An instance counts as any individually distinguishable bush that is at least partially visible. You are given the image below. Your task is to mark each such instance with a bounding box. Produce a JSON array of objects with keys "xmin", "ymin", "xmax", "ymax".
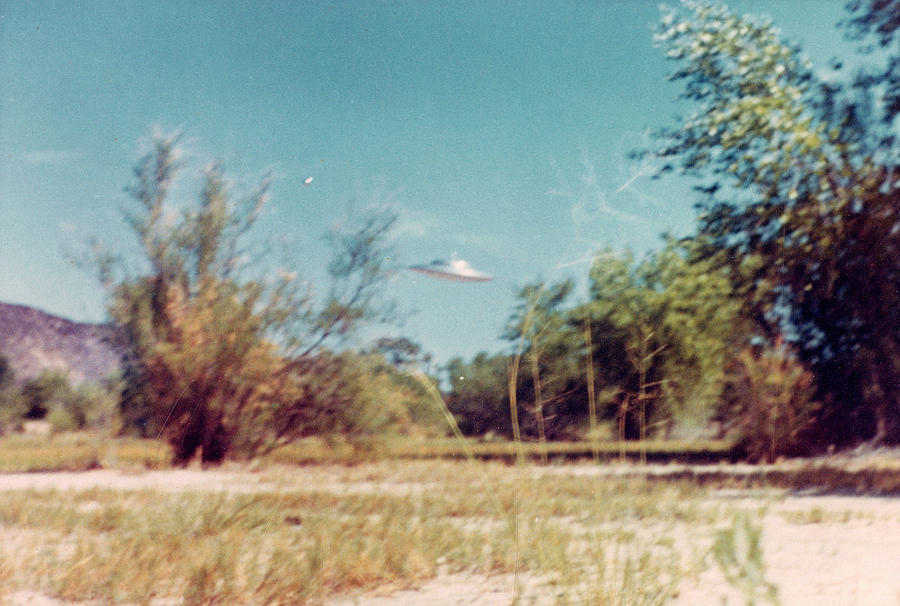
[
  {"xmin": 46, "ymin": 406, "xmax": 79, "ymax": 433},
  {"xmin": 723, "ymin": 339, "xmax": 820, "ymax": 462},
  {"xmin": 20, "ymin": 370, "xmax": 71, "ymax": 419},
  {"xmin": 3, "ymin": 369, "xmax": 121, "ymax": 435},
  {"xmin": 0, "ymin": 390, "xmax": 26, "ymax": 434},
  {"xmin": 105, "ymin": 133, "xmax": 398, "ymax": 465}
]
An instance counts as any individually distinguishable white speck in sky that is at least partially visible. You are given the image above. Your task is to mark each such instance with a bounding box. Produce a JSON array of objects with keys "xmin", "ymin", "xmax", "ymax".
[{"xmin": 0, "ymin": 0, "xmax": 856, "ymax": 363}]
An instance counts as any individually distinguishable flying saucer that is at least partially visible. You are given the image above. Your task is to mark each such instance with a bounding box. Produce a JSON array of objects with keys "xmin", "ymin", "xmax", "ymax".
[{"xmin": 409, "ymin": 258, "xmax": 494, "ymax": 282}]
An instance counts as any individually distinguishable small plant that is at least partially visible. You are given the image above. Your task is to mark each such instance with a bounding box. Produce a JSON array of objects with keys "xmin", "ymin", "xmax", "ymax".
[{"xmin": 712, "ymin": 512, "xmax": 780, "ymax": 606}]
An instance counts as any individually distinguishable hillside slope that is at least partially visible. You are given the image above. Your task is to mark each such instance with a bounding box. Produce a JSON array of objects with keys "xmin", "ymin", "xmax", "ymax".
[{"xmin": 0, "ymin": 302, "xmax": 123, "ymax": 386}]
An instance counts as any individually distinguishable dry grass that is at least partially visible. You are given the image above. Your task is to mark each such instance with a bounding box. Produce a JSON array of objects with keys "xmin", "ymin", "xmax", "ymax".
[
  {"xmin": 0, "ymin": 433, "xmax": 170, "ymax": 473},
  {"xmin": 0, "ymin": 461, "xmax": 743, "ymax": 605},
  {"xmin": 0, "ymin": 432, "xmax": 736, "ymax": 472},
  {"xmin": 1, "ymin": 460, "xmax": 899, "ymax": 605},
  {"xmin": 1, "ymin": 434, "xmax": 898, "ymax": 604}
]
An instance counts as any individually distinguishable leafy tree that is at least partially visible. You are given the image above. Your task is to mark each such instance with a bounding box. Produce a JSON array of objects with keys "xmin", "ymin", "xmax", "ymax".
[
  {"xmin": 367, "ymin": 336, "xmax": 429, "ymax": 368},
  {"xmin": 100, "ymin": 132, "xmax": 398, "ymax": 464},
  {"xmin": 844, "ymin": 0, "xmax": 900, "ymax": 135},
  {"xmin": 648, "ymin": 1, "xmax": 900, "ymax": 445},
  {"xmin": 503, "ymin": 279, "xmax": 583, "ymax": 446},
  {"xmin": 648, "ymin": 240, "xmax": 744, "ymax": 433},
  {"xmin": 445, "ymin": 352, "xmax": 514, "ymax": 437},
  {"xmin": 589, "ymin": 250, "xmax": 665, "ymax": 446},
  {"xmin": 587, "ymin": 241, "xmax": 740, "ymax": 442},
  {"xmin": 443, "ymin": 243, "xmax": 739, "ymax": 444}
]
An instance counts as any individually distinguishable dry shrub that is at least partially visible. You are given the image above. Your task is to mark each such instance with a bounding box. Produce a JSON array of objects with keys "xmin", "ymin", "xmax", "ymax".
[{"xmin": 723, "ymin": 339, "xmax": 820, "ymax": 462}]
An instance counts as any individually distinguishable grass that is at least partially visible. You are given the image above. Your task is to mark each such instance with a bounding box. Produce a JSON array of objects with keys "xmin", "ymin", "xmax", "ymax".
[
  {"xmin": 0, "ymin": 432, "xmax": 170, "ymax": 472},
  {"xmin": 2, "ymin": 448, "xmax": 897, "ymax": 603},
  {"xmin": 0, "ymin": 429, "xmax": 896, "ymax": 603},
  {"xmin": 0, "ymin": 430, "xmax": 738, "ymax": 471},
  {"xmin": 4, "ymin": 432, "xmax": 899, "ymax": 495},
  {"xmin": 0, "ymin": 461, "xmax": 732, "ymax": 605}
]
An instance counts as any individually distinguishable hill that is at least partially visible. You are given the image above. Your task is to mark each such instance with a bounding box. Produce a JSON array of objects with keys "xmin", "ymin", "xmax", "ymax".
[{"xmin": 0, "ymin": 302, "xmax": 123, "ymax": 386}]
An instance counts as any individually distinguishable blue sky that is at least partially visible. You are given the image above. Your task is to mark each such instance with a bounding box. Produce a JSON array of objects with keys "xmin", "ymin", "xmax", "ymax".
[{"xmin": 0, "ymin": 1, "xmax": 856, "ymax": 365}]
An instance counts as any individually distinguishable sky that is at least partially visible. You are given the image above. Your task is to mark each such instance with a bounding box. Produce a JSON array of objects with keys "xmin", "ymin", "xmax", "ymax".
[{"xmin": 0, "ymin": 1, "xmax": 859, "ymax": 367}]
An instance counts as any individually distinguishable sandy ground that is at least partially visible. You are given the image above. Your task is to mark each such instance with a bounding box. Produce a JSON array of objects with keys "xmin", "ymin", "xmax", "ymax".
[
  {"xmin": 674, "ymin": 496, "xmax": 900, "ymax": 605},
  {"xmin": 2, "ymin": 466, "xmax": 899, "ymax": 606},
  {"xmin": 326, "ymin": 494, "xmax": 900, "ymax": 606}
]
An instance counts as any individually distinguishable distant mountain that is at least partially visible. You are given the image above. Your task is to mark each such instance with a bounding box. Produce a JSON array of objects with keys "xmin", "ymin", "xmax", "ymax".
[{"xmin": 0, "ymin": 302, "xmax": 124, "ymax": 386}]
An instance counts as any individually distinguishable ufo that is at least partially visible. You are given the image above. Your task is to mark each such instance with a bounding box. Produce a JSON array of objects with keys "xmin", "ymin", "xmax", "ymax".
[{"xmin": 409, "ymin": 258, "xmax": 494, "ymax": 282}]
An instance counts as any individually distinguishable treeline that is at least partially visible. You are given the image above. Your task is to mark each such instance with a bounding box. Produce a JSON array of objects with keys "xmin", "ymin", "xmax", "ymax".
[
  {"xmin": 446, "ymin": 0, "xmax": 900, "ymax": 460},
  {"xmin": 444, "ymin": 241, "xmax": 818, "ymax": 462}
]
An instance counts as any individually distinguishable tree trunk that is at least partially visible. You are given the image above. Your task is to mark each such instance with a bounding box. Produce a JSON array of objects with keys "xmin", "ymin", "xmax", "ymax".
[
  {"xmin": 866, "ymin": 338, "xmax": 900, "ymax": 446},
  {"xmin": 171, "ymin": 405, "xmax": 204, "ymax": 466},
  {"xmin": 200, "ymin": 408, "xmax": 230, "ymax": 465}
]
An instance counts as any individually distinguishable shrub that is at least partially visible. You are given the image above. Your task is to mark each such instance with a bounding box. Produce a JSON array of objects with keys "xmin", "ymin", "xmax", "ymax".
[
  {"xmin": 102, "ymin": 133, "xmax": 397, "ymax": 465},
  {"xmin": 2, "ymin": 368, "xmax": 121, "ymax": 434},
  {"xmin": 46, "ymin": 406, "xmax": 79, "ymax": 433},
  {"xmin": 20, "ymin": 370, "xmax": 71, "ymax": 419},
  {"xmin": 723, "ymin": 339, "xmax": 820, "ymax": 462}
]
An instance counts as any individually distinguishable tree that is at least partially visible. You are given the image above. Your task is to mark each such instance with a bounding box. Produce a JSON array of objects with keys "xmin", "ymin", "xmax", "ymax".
[
  {"xmin": 648, "ymin": 1, "xmax": 900, "ymax": 445},
  {"xmin": 20, "ymin": 371, "xmax": 71, "ymax": 420},
  {"xmin": 503, "ymin": 279, "xmax": 588, "ymax": 447},
  {"xmin": 587, "ymin": 251, "xmax": 661, "ymax": 446},
  {"xmin": 587, "ymin": 241, "xmax": 740, "ymax": 445},
  {"xmin": 445, "ymin": 352, "xmax": 514, "ymax": 437},
  {"xmin": 367, "ymin": 336, "xmax": 427, "ymax": 368},
  {"xmin": 844, "ymin": 0, "xmax": 900, "ymax": 136},
  {"xmin": 101, "ymin": 132, "xmax": 398, "ymax": 464}
]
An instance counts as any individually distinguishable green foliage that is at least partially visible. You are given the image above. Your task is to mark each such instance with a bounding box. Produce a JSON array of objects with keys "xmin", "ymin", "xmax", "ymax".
[
  {"xmin": 101, "ymin": 132, "xmax": 400, "ymax": 464},
  {"xmin": 446, "ymin": 352, "xmax": 514, "ymax": 437},
  {"xmin": 442, "ymin": 1, "xmax": 900, "ymax": 452},
  {"xmin": 5, "ymin": 370, "xmax": 121, "ymax": 434},
  {"xmin": 649, "ymin": 0, "xmax": 900, "ymax": 446},
  {"xmin": 588, "ymin": 241, "xmax": 741, "ymax": 440},
  {"xmin": 713, "ymin": 512, "xmax": 780, "ymax": 605},
  {"xmin": 45, "ymin": 407, "xmax": 78, "ymax": 433},
  {"xmin": 504, "ymin": 279, "xmax": 582, "ymax": 445},
  {"xmin": 0, "ymin": 356, "xmax": 24, "ymax": 433},
  {"xmin": 844, "ymin": 0, "xmax": 900, "ymax": 130},
  {"xmin": 443, "ymin": 241, "xmax": 741, "ymax": 445},
  {"xmin": 20, "ymin": 370, "xmax": 70, "ymax": 419},
  {"xmin": 294, "ymin": 352, "xmax": 443, "ymax": 440}
]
